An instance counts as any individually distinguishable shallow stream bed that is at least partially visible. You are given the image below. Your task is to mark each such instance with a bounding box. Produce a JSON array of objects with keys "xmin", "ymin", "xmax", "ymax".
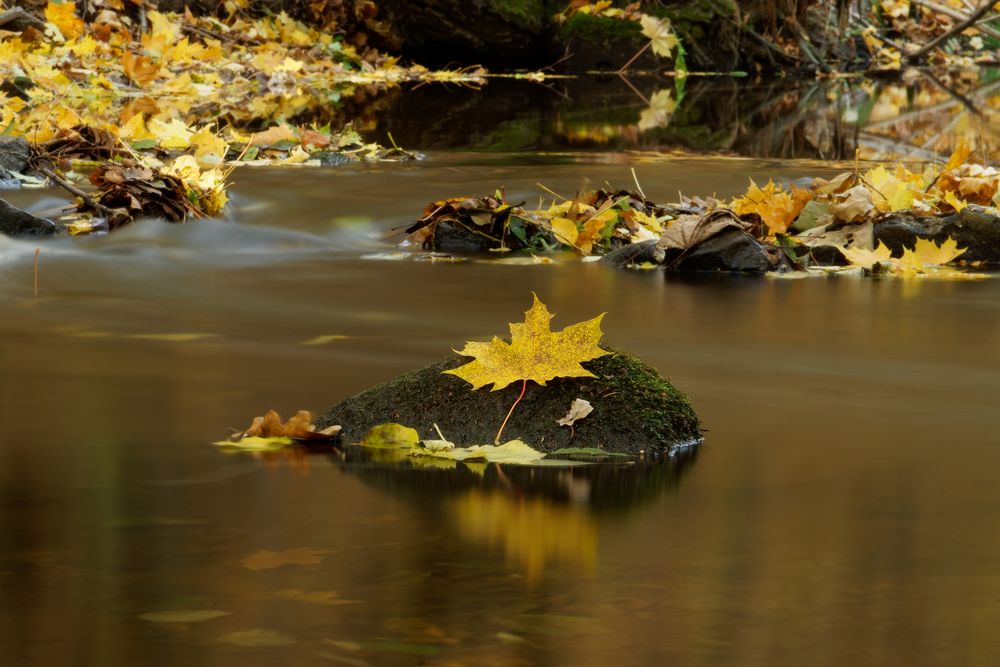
[{"xmin": 2, "ymin": 105, "xmax": 1000, "ymax": 663}]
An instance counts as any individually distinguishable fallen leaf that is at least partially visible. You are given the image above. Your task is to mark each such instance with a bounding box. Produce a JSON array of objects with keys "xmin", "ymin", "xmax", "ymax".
[
  {"xmin": 640, "ymin": 14, "xmax": 678, "ymax": 58},
  {"xmin": 841, "ymin": 241, "xmax": 894, "ymax": 269},
  {"xmin": 46, "ymin": 1, "xmax": 84, "ymax": 40},
  {"xmin": 139, "ymin": 610, "xmax": 230, "ymax": 623},
  {"xmin": 241, "ymin": 548, "xmax": 326, "ymax": 570},
  {"xmin": 219, "ymin": 629, "xmax": 296, "ymax": 647},
  {"xmin": 360, "ymin": 423, "xmax": 420, "ymax": 448},
  {"xmin": 273, "ymin": 589, "xmax": 358, "ymax": 606},
  {"xmin": 731, "ymin": 179, "xmax": 811, "ymax": 235},
  {"xmin": 828, "ymin": 185, "xmax": 874, "ymax": 223},
  {"xmin": 444, "ymin": 294, "xmax": 608, "ymax": 391},
  {"xmin": 556, "ymin": 398, "xmax": 593, "ymax": 426}
]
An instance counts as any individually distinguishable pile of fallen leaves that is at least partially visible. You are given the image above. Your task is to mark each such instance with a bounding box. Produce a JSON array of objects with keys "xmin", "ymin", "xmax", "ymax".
[
  {"xmin": 405, "ymin": 142, "xmax": 999, "ymax": 278},
  {"xmin": 0, "ymin": 2, "xmax": 481, "ymax": 227}
]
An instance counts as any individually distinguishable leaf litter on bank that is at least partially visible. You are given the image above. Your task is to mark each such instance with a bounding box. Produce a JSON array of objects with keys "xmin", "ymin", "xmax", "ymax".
[{"xmin": 404, "ymin": 143, "xmax": 999, "ymax": 280}]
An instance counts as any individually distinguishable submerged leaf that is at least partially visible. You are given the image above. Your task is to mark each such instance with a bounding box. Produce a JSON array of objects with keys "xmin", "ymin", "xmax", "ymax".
[{"xmin": 139, "ymin": 610, "xmax": 230, "ymax": 623}]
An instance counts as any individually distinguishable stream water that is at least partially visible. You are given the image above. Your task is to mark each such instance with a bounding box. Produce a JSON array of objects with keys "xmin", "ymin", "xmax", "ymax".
[{"xmin": 2, "ymin": 80, "xmax": 1000, "ymax": 665}]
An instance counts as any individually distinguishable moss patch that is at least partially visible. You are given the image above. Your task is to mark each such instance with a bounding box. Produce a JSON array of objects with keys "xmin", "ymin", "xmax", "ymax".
[{"xmin": 317, "ymin": 347, "xmax": 701, "ymax": 457}]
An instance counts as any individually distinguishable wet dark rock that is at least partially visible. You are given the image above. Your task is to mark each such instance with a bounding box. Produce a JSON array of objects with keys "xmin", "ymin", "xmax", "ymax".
[
  {"xmin": 668, "ymin": 228, "xmax": 781, "ymax": 273},
  {"xmin": 874, "ymin": 207, "xmax": 1000, "ymax": 264},
  {"xmin": 602, "ymin": 239, "xmax": 664, "ymax": 267},
  {"xmin": 0, "ymin": 198, "xmax": 55, "ymax": 237},
  {"xmin": 0, "ymin": 136, "xmax": 30, "ymax": 176},
  {"xmin": 317, "ymin": 349, "xmax": 701, "ymax": 457}
]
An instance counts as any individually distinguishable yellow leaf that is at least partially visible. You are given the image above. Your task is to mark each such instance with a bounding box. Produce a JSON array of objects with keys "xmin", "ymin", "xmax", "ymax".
[
  {"xmin": 863, "ymin": 164, "xmax": 926, "ymax": 212},
  {"xmin": 731, "ymin": 179, "xmax": 811, "ymax": 235},
  {"xmin": 910, "ymin": 237, "xmax": 967, "ymax": 266},
  {"xmin": 444, "ymin": 294, "xmax": 608, "ymax": 391},
  {"xmin": 46, "ymin": 2, "xmax": 84, "ymax": 40},
  {"xmin": 942, "ymin": 139, "xmax": 973, "ymax": 173},
  {"xmin": 550, "ymin": 217, "xmax": 578, "ymax": 246},
  {"xmin": 190, "ymin": 126, "xmax": 229, "ymax": 162},
  {"xmin": 841, "ymin": 241, "xmax": 894, "ymax": 269},
  {"xmin": 943, "ymin": 189, "xmax": 967, "ymax": 213},
  {"xmin": 122, "ymin": 51, "xmax": 160, "ymax": 87},
  {"xmin": 640, "ymin": 14, "xmax": 678, "ymax": 58},
  {"xmin": 118, "ymin": 112, "xmax": 156, "ymax": 142},
  {"xmin": 149, "ymin": 117, "xmax": 193, "ymax": 149}
]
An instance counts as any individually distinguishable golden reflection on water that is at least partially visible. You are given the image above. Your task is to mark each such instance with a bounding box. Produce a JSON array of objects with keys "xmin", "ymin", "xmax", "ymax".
[{"xmin": 448, "ymin": 489, "xmax": 597, "ymax": 582}]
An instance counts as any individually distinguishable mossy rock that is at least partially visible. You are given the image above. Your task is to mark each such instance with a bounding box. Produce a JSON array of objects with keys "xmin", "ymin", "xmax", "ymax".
[
  {"xmin": 558, "ymin": 13, "xmax": 655, "ymax": 72},
  {"xmin": 316, "ymin": 348, "xmax": 701, "ymax": 457}
]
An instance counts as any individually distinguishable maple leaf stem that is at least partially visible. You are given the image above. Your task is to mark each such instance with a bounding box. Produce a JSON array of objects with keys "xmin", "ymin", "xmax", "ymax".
[{"xmin": 495, "ymin": 379, "xmax": 528, "ymax": 445}]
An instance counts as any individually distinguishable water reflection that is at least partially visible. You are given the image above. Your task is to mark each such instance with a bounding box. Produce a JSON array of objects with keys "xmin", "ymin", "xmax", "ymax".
[
  {"xmin": 338, "ymin": 446, "xmax": 698, "ymax": 580},
  {"xmin": 369, "ymin": 73, "xmax": 999, "ymax": 161}
]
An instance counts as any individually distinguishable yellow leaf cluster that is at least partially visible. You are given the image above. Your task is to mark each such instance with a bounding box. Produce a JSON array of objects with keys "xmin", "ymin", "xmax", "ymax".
[
  {"xmin": 45, "ymin": 2, "xmax": 84, "ymax": 40},
  {"xmin": 731, "ymin": 179, "xmax": 812, "ymax": 235},
  {"xmin": 445, "ymin": 294, "xmax": 609, "ymax": 391}
]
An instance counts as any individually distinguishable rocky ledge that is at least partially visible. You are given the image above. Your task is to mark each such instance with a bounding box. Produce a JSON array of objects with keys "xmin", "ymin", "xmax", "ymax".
[{"xmin": 316, "ymin": 349, "xmax": 701, "ymax": 458}]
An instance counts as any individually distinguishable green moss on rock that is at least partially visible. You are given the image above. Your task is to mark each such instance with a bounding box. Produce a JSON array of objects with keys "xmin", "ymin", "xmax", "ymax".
[{"xmin": 317, "ymin": 348, "xmax": 701, "ymax": 457}]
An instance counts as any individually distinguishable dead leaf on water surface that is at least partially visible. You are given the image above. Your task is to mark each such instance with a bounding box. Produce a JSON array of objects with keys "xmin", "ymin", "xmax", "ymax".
[
  {"xmin": 222, "ymin": 410, "xmax": 341, "ymax": 448},
  {"xmin": 302, "ymin": 335, "xmax": 351, "ymax": 346},
  {"xmin": 219, "ymin": 628, "xmax": 296, "ymax": 647},
  {"xmin": 241, "ymin": 547, "xmax": 328, "ymax": 571},
  {"xmin": 139, "ymin": 609, "xmax": 230, "ymax": 623},
  {"xmin": 273, "ymin": 589, "xmax": 359, "ymax": 606}
]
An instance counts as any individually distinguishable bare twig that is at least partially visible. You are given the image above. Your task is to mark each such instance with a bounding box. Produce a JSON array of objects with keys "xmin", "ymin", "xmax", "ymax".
[
  {"xmin": 913, "ymin": 0, "xmax": 1000, "ymax": 41},
  {"xmin": 36, "ymin": 165, "xmax": 118, "ymax": 220},
  {"xmin": 33, "ymin": 248, "xmax": 39, "ymax": 298},
  {"xmin": 908, "ymin": 0, "xmax": 998, "ymax": 60},
  {"xmin": 0, "ymin": 8, "xmax": 47, "ymax": 31}
]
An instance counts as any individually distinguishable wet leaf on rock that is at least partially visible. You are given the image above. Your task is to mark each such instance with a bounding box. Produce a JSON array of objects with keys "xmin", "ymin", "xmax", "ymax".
[
  {"xmin": 360, "ymin": 423, "xmax": 420, "ymax": 449},
  {"xmin": 444, "ymin": 294, "xmax": 608, "ymax": 392}
]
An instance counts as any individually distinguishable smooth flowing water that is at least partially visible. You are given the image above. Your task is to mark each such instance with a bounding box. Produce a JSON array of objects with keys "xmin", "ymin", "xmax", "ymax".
[{"xmin": 2, "ymin": 81, "xmax": 1000, "ymax": 665}]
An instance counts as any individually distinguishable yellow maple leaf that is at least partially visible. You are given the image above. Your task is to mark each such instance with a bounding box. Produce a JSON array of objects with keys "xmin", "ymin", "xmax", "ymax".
[
  {"xmin": 909, "ymin": 237, "xmax": 967, "ymax": 266},
  {"xmin": 122, "ymin": 51, "xmax": 160, "ymax": 88},
  {"xmin": 149, "ymin": 117, "xmax": 193, "ymax": 149},
  {"xmin": 640, "ymin": 15, "xmax": 678, "ymax": 58},
  {"xmin": 863, "ymin": 164, "xmax": 926, "ymax": 212},
  {"xmin": 731, "ymin": 179, "xmax": 812, "ymax": 235},
  {"xmin": 444, "ymin": 294, "xmax": 608, "ymax": 392},
  {"xmin": 46, "ymin": 1, "xmax": 84, "ymax": 40},
  {"xmin": 841, "ymin": 241, "xmax": 894, "ymax": 269}
]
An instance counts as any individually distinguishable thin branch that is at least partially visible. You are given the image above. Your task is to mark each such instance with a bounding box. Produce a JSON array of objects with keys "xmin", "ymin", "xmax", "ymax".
[
  {"xmin": 36, "ymin": 166, "xmax": 118, "ymax": 220},
  {"xmin": 0, "ymin": 8, "xmax": 47, "ymax": 31},
  {"xmin": 913, "ymin": 0, "xmax": 1000, "ymax": 41},
  {"xmin": 908, "ymin": 0, "xmax": 998, "ymax": 60}
]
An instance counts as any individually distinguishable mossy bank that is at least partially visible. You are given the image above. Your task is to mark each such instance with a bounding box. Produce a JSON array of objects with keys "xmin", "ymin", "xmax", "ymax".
[{"xmin": 316, "ymin": 348, "xmax": 701, "ymax": 457}]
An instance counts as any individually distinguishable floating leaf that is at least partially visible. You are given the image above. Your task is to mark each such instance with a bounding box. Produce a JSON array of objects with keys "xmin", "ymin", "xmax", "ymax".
[
  {"xmin": 139, "ymin": 610, "xmax": 230, "ymax": 623},
  {"xmin": 273, "ymin": 589, "xmax": 358, "ymax": 606},
  {"xmin": 241, "ymin": 548, "xmax": 327, "ymax": 570},
  {"xmin": 444, "ymin": 294, "xmax": 608, "ymax": 392},
  {"xmin": 411, "ymin": 439, "xmax": 545, "ymax": 464},
  {"xmin": 219, "ymin": 629, "xmax": 296, "ymax": 647}
]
